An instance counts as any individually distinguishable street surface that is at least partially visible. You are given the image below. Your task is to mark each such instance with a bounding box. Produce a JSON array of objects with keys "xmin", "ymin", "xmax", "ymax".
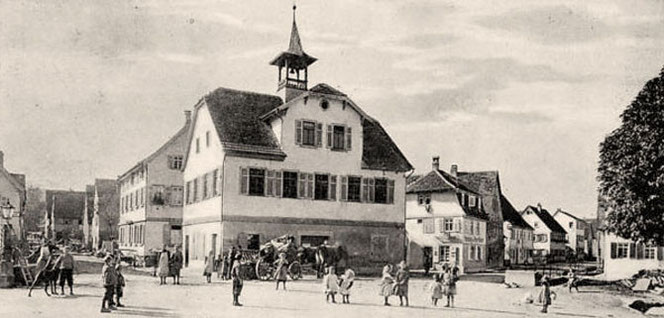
[{"xmin": 0, "ymin": 267, "xmax": 658, "ymax": 318}]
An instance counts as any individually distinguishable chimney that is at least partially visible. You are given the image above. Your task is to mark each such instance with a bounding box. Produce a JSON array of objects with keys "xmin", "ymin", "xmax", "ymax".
[
  {"xmin": 537, "ymin": 203, "xmax": 542, "ymax": 212},
  {"xmin": 0, "ymin": 151, "xmax": 3, "ymax": 168},
  {"xmin": 450, "ymin": 164, "xmax": 458, "ymax": 177},
  {"xmin": 432, "ymin": 156, "xmax": 440, "ymax": 171},
  {"xmin": 184, "ymin": 110, "xmax": 192, "ymax": 123}
]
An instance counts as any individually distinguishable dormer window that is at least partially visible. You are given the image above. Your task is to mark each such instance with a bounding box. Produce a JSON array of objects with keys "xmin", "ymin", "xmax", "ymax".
[
  {"xmin": 418, "ymin": 193, "xmax": 431, "ymax": 205},
  {"xmin": 469, "ymin": 196, "xmax": 477, "ymax": 207}
]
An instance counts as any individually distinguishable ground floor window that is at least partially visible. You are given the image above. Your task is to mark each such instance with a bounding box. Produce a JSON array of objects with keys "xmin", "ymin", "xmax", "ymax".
[
  {"xmin": 300, "ymin": 235, "xmax": 329, "ymax": 248},
  {"xmin": 645, "ymin": 246, "xmax": 657, "ymax": 259},
  {"xmin": 611, "ymin": 242, "xmax": 629, "ymax": 259},
  {"xmin": 439, "ymin": 245, "xmax": 450, "ymax": 262}
]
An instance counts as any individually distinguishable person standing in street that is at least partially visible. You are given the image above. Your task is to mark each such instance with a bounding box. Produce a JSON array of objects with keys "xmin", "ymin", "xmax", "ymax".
[
  {"xmin": 539, "ymin": 275, "xmax": 554, "ymax": 313},
  {"xmin": 56, "ymin": 246, "xmax": 75, "ymax": 295},
  {"xmin": 170, "ymin": 245, "xmax": 183, "ymax": 285},
  {"xmin": 567, "ymin": 268, "xmax": 579, "ymax": 292},
  {"xmin": 115, "ymin": 264, "xmax": 126, "ymax": 307},
  {"xmin": 157, "ymin": 246, "xmax": 170, "ymax": 285},
  {"xmin": 203, "ymin": 250, "xmax": 214, "ymax": 283},
  {"xmin": 394, "ymin": 261, "xmax": 410, "ymax": 307},
  {"xmin": 442, "ymin": 266, "xmax": 456, "ymax": 308},
  {"xmin": 274, "ymin": 252, "xmax": 288, "ymax": 290},
  {"xmin": 101, "ymin": 255, "xmax": 117, "ymax": 313},
  {"xmin": 231, "ymin": 254, "xmax": 243, "ymax": 306},
  {"xmin": 379, "ymin": 264, "xmax": 394, "ymax": 306}
]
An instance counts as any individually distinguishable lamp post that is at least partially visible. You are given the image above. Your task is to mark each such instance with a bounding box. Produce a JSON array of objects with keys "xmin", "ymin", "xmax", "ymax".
[{"xmin": 0, "ymin": 202, "xmax": 15, "ymax": 288}]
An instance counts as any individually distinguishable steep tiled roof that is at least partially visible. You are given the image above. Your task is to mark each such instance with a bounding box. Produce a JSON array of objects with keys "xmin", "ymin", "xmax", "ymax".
[
  {"xmin": 406, "ymin": 170, "xmax": 487, "ymax": 220},
  {"xmin": 457, "ymin": 171, "xmax": 503, "ymax": 223},
  {"xmin": 45, "ymin": 190, "xmax": 86, "ymax": 220},
  {"xmin": 310, "ymin": 83, "xmax": 346, "ymax": 96},
  {"xmin": 406, "ymin": 174, "xmax": 422, "ymax": 186},
  {"xmin": 361, "ymin": 120, "xmax": 412, "ymax": 172},
  {"xmin": 553, "ymin": 209, "xmax": 587, "ymax": 223},
  {"xmin": 523, "ymin": 205, "xmax": 567, "ymax": 234},
  {"xmin": 501, "ymin": 195, "xmax": 532, "ymax": 230}
]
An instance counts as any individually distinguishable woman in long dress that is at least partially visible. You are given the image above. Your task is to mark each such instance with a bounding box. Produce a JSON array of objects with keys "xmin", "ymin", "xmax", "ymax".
[
  {"xmin": 170, "ymin": 246, "xmax": 183, "ymax": 285},
  {"xmin": 379, "ymin": 264, "xmax": 394, "ymax": 306},
  {"xmin": 203, "ymin": 251, "xmax": 214, "ymax": 283},
  {"xmin": 157, "ymin": 247, "xmax": 170, "ymax": 285}
]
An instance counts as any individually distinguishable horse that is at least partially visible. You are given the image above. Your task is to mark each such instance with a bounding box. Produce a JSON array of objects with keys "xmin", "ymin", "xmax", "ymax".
[{"xmin": 315, "ymin": 245, "xmax": 348, "ymax": 278}]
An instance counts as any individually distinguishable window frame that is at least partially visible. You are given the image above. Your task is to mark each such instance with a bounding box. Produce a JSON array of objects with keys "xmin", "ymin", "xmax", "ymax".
[
  {"xmin": 248, "ymin": 168, "xmax": 267, "ymax": 196},
  {"xmin": 282, "ymin": 170, "xmax": 299, "ymax": 199},
  {"xmin": 314, "ymin": 173, "xmax": 330, "ymax": 201},
  {"xmin": 301, "ymin": 120, "xmax": 317, "ymax": 147},
  {"xmin": 346, "ymin": 175, "xmax": 362, "ymax": 203}
]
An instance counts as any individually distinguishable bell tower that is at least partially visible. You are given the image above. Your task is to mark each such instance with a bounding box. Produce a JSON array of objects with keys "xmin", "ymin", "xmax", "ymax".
[{"xmin": 270, "ymin": 5, "xmax": 317, "ymax": 102}]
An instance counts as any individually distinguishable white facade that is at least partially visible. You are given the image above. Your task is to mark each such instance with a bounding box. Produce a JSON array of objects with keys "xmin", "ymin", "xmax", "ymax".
[
  {"xmin": 553, "ymin": 210, "xmax": 587, "ymax": 255},
  {"xmin": 0, "ymin": 153, "xmax": 25, "ymax": 243},
  {"xmin": 521, "ymin": 207, "xmax": 567, "ymax": 262},
  {"xmin": 601, "ymin": 232, "xmax": 664, "ymax": 279},
  {"xmin": 503, "ymin": 222, "xmax": 534, "ymax": 265},
  {"xmin": 182, "ymin": 91, "xmax": 409, "ymax": 269},
  {"xmin": 405, "ymin": 191, "xmax": 487, "ymax": 274}
]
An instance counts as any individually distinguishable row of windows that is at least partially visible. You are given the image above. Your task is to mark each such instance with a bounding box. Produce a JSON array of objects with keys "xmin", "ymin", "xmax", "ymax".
[
  {"xmin": 510, "ymin": 228, "xmax": 533, "ymax": 241},
  {"xmin": 417, "ymin": 192, "xmax": 483, "ymax": 210},
  {"xmin": 121, "ymin": 185, "xmax": 184, "ymax": 213},
  {"xmin": 119, "ymin": 224, "xmax": 144, "ymax": 245},
  {"xmin": 239, "ymin": 167, "xmax": 395, "ymax": 204},
  {"xmin": 120, "ymin": 169, "xmax": 145, "ymax": 190},
  {"xmin": 468, "ymin": 245, "xmax": 483, "ymax": 261},
  {"xmin": 195, "ymin": 131, "xmax": 212, "ymax": 154},
  {"xmin": 185, "ymin": 169, "xmax": 221, "ymax": 205},
  {"xmin": 419, "ymin": 217, "xmax": 484, "ymax": 236},
  {"xmin": 610, "ymin": 242, "xmax": 660, "ymax": 260},
  {"xmin": 295, "ymin": 119, "xmax": 352, "ymax": 151}
]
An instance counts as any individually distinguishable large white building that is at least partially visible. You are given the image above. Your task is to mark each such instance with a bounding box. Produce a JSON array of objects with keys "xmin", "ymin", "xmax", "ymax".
[
  {"xmin": 521, "ymin": 204, "xmax": 567, "ymax": 263},
  {"xmin": 552, "ymin": 209, "xmax": 588, "ymax": 257},
  {"xmin": 117, "ymin": 111, "xmax": 190, "ymax": 256},
  {"xmin": 181, "ymin": 8, "xmax": 412, "ymax": 271}
]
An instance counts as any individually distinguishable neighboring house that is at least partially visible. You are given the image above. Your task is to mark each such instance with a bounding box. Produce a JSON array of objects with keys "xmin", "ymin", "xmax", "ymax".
[
  {"xmin": 583, "ymin": 218, "xmax": 599, "ymax": 261},
  {"xmin": 0, "ymin": 151, "xmax": 27, "ymax": 243},
  {"xmin": 501, "ymin": 195, "xmax": 534, "ymax": 265},
  {"xmin": 90, "ymin": 179, "xmax": 119, "ymax": 250},
  {"xmin": 44, "ymin": 190, "xmax": 86, "ymax": 242},
  {"xmin": 117, "ymin": 111, "xmax": 190, "ymax": 256},
  {"xmin": 457, "ymin": 168, "xmax": 506, "ymax": 269},
  {"xmin": 182, "ymin": 9, "xmax": 412, "ymax": 271},
  {"xmin": 406, "ymin": 157, "xmax": 488, "ymax": 274},
  {"xmin": 553, "ymin": 209, "xmax": 588, "ymax": 257},
  {"xmin": 521, "ymin": 204, "xmax": 567, "ymax": 262}
]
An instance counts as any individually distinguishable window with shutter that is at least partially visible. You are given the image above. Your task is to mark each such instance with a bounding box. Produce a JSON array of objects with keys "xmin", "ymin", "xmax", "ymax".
[
  {"xmin": 275, "ymin": 171, "xmax": 282, "ymax": 197},
  {"xmin": 295, "ymin": 120, "xmax": 302, "ymax": 145},
  {"xmin": 298, "ymin": 173, "xmax": 307, "ymax": 198},
  {"xmin": 346, "ymin": 127, "xmax": 352, "ymax": 150},
  {"xmin": 306, "ymin": 173, "xmax": 314, "ymax": 199},
  {"xmin": 316, "ymin": 122, "xmax": 323, "ymax": 147},
  {"xmin": 248, "ymin": 168, "xmax": 266, "ymax": 196},
  {"xmin": 302, "ymin": 121, "xmax": 316, "ymax": 146},
  {"xmin": 266, "ymin": 170, "xmax": 275, "ymax": 196},
  {"xmin": 340, "ymin": 176, "xmax": 348, "ymax": 201},
  {"xmin": 387, "ymin": 179, "xmax": 395, "ymax": 204},
  {"xmin": 361, "ymin": 178, "xmax": 368, "ymax": 202},
  {"xmin": 329, "ymin": 175, "xmax": 337, "ymax": 201},
  {"xmin": 326, "ymin": 125, "xmax": 332, "ymax": 148},
  {"xmin": 314, "ymin": 174, "xmax": 329, "ymax": 200},
  {"xmin": 283, "ymin": 171, "xmax": 298, "ymax": 198},
  {"xmin": 240, "ymin": 168, "xmax": 248, "ymax": 195}
]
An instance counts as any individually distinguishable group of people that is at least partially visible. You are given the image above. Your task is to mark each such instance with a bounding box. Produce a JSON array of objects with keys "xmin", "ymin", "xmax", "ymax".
[
  {"xmin": 156, "ymin": 245, "xmax": 184, "ymax": 285},
  {"xmin": 322, "ymin": 266, "xmax": 355, "ymax": 304},
  {"xmin": 101, "ymin": 253, "xmax": 126, "ymax": 313},
  {"xmin": 429, "ymin": 264, "xmax": 459, "ymax": 307},
  {"xmin": 28, "ymin": 241, "xmax": 76, "ymax": 297},
  {"xmin": 379, "ymin": 261, "xmax": 411, "ymax": 306}
]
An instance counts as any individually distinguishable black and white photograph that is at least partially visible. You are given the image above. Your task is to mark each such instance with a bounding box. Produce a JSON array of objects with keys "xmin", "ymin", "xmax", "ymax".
[{"xmin": 1, "ymin": 0, "xmax": 664, "ymax": 317}]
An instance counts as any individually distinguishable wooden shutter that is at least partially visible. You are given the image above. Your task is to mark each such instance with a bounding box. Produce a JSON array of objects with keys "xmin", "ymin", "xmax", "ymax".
[
  {"xmin": 307, "ymin": 174, "xmax": 314, "ymax": 199},
  {"xmin": 340, "ymin": 176, "xmax": 347, "ymax": 201},
  {"xmin": 275, "ymin": 171, "xmax": 282, "ymax": 197},
  {"xmin": 387, "ymin": 179, "xmax": 395, "ymax": 204},
  {"xmin": 368, "ymin": 178, "xmax": 375, "ymax": 203},
  {"xmin": 329, "ymin": 175, "xmax": 337, "ymax": 201},
  {"xmin": 316, "ymin": 122, "xmax": 323, "ymax": 147},
  {"xmin": 658, "ymin": 247, "xmax": 664, "ymax": 261},
  {"xmin": 295, "ymin": 120, "xmax": 302, "ymax": 145},
  {"xmin": 298, "ymin": 173, "xmax": 307, "ymax": 198},
  {"xmin": 638, "ymin": 243, "xmax": 645, "ymax": 259},
  {"xmin": 361, "ymin": 178, "xmax": 368, "ymax": 202},
  {"xmin": 326, "ymin": 125, "xmax": 332, "ymax": 148},
  {"xmin": 345, "ymin": 127, "xmax": 352, "ymax": 150},
  {"xmin": 610, "ymin": 242, "xmax": 617, "ymax": 259},
  {"xmin": 453, "ymin": 218, "xmax": 461, "ymax": 232},
  {"xmin": 629, "ymin": 243, "xmax": 636, "ymax": 259},
  {"xmin": 266, "ymin": 170, "xmax": 274, "ymax": 196},
  {"xmin": 240, "ymin": 168, "xmax": 249, "ymax": 195}
]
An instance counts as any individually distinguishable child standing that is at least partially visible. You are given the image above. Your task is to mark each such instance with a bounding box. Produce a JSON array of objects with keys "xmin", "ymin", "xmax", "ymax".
[
  {"xmin": 567, "ymin": 268, "xmax": 579, "ymax": 292},
  {"xmin": 231, "ymin": 254, "xmax": 243, "ymax": 306},
  {"xmin": 394, "ymin": 261, "xmax": 410, "ymax": 307},
  {"xmin": 539, "ymin": 276, "xmax": 553, "ymax": 313},
  {"xmin": 379, "ymin": 264, "xmax": 394, "ymax": 306},
  {"xmin": 323, "ymin": 266, "xmax": 339, "ymax": 303},
  {"xmin": 101, "ymin": 256, "xmax": 117, "ymax": 313},
  {"xmin": 430, "ymin": 273, "xmax": 443, "ymax": 306},
  {"xmin": 115, "ymin": 264, "xmax": 126, "ymax": 307},
  {"xmin": 338, "ymin": 268, "xmax": 355, "ymax": 304},
  {"xmin": 442, "ymin": 267, "xmax": 456, "ymax": 307},
  {"xmin": 274, "ymin": 253, "xmax": 288, "ymax": 290},
  {"xmin": 56, "ymin": 246, "xmax": 76, "ymax": 296}
]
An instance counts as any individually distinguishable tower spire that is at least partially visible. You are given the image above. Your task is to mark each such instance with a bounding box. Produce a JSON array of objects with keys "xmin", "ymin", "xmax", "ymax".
[{"xmin": 288, "ymin": 4, "xmax": 303, "ymax": 55}]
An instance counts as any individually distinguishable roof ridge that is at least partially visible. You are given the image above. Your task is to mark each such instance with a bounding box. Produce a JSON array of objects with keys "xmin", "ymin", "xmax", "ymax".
[{"xmin": 207, "ymin": 86, "xmax": 281, "ymax": 100}]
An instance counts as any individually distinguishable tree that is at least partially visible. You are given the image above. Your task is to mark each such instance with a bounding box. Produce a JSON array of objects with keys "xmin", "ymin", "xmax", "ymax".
[{"xmin": 598, "ymin": 67, "xmax": 664, "ymax": 245}]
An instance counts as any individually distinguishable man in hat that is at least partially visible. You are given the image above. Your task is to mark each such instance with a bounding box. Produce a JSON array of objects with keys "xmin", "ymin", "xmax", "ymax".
[
  {"xmin": 101, "ymin": 255, "xmax": 117, "ymax": 313},
  {"xmin": 231, "ymin": 253, "xmax": 243, "ymax": 306}
]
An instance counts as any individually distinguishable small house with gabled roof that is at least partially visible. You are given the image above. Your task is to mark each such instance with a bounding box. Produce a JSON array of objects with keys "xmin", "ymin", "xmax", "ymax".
[
  {"xmin": 553, "ymin": 209, "xmax": 588, "ymax": 258},
  {"xmin": 405, "ymin": 157, "xmax": 488, "ymax": 274},
  {"xmin": 521, "ymin": 204, "xmax": 567, "ymax": 262},
  {"xmin": 181, "ymin": 6, "xmax": 412, "ymax": 271},
  {"xmin": 501, "ymin": 195, "xmax": 534, "ymax": 265}
]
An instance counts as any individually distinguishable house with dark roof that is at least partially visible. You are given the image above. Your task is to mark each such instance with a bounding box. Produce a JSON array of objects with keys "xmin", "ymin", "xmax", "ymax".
[
  {"xmin": 521, "ymin": 204, "xmax": 568, "ymax": 262},
  {"xmin": 181, "ymin": 6, "xmax": 412, "ymax": 270},
  {"xmin": 553, "ymin": 209, "xmax": 588, "ymax": 257},
  {"xmin": 44, "ymin": 189, "xmax": 86, "ymax": 242},
  {"xmin": 117, "ymin": 111, "xmax": 190, "ymax": 256},
  {"xmin": 405, "ymin": 157, "xmax": 488, "ymax": 274},
  {"xmin": 0, "ymin": 151, "xmax": 27, "ymax": 243},
  {"xmin": 501, "ymin": 195, "xmax": 534, "ymax": 265}
]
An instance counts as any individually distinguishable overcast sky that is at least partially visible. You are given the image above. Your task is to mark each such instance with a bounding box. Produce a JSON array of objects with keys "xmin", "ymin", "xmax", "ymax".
[{"xmin": 1, "ymin": 0, "xmax": 663, "ymax": 218}]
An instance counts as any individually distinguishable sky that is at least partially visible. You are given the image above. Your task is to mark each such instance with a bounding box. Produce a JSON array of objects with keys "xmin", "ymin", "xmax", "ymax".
[{"xmin": 1, "ymin": 0, "xmax": 663, "ymax": 218}]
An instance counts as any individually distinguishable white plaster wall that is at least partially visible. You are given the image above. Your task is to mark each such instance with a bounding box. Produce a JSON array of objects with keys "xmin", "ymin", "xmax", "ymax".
[
  {"xmin": 406, "ymin": 192, "xmax": 467, "ymax": 219},
  {"xmin": 602, "ymin": 233, "xmax": 664, "ymax": 279},
  {"xmin": 0, "ymin": 175, "xmax": 22, "ymax": 236},
  {"xmin": 554, "ymin": 213, "xmax": 577, "ymax": 250},
  {"xmin": 119, "ymin": 171, "xmax": 147, "ymax": 224}
]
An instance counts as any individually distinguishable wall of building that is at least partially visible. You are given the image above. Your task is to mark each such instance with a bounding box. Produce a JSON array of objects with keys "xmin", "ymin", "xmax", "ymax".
[
  {"xmin": 0, "ymin": 174, "xmax": 23, "ymax": 238},
  {"xmin": 503, "ymin": 222, "xmax": 534, "ymax": 265},
  {"xmin": 601, "ymin": 232, "xmax": 664, "ymax": 279},
  {"xmin": 146, "ymin": 131, "xmax": 187, "ymax": 221}
]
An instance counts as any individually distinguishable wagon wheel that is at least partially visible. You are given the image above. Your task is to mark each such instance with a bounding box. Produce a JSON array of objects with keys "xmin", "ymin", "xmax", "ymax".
[
  {"xmin": 288, "ymin": 261, "xmax": 302, "ymax": 280},
  {"xmin": 255, "ymin": 259, "xmax": 274, "ymax": 281}
]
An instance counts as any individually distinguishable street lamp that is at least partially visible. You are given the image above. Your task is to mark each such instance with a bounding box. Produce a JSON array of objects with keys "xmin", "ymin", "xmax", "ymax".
[{"xmin": 0, "ymin": 203, "xmax": 14, "ymax": 220}]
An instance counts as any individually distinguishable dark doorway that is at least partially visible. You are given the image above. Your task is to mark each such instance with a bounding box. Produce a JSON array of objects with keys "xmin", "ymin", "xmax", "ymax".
[
  {"xmin": 423, "ymin": 247, "xmax": 433, "ymax": 274},
  {"xmin": 247, "ymin": 234, "xmax": 260, "ymax": 250},
  {"xmin": 184, "ymin": 235, "xmax": 190, "ymax": 267}
]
